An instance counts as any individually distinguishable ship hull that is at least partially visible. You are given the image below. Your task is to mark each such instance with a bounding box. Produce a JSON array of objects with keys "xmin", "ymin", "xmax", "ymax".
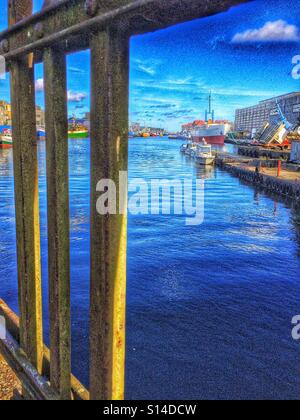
[
  {"xmin": 68, "ymin": 131, "xmax": 89, "ymax": 138},
  {"xmin": 195, "ymin": 156, "xmax": 215, "ymax": 166},
  {"xmin": 193, "ymin": 135, "xmax": 225, "ymax": 145},
  {"xmin": 0, "ymin": 136, "xmax": 13, "ymax": 148},
  {"xmin": 192, "ymin": 123, "xmax": 227, "ymax": 146},
  {"xmin": 0, "ymin": 142, "xmax": 12, "ymax": 149}
]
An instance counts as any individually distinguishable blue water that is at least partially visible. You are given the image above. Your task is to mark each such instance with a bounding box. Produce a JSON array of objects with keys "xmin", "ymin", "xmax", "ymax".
[{"xmin": 0, "ymin": 137, "xmax": 300, "ymax": 400}]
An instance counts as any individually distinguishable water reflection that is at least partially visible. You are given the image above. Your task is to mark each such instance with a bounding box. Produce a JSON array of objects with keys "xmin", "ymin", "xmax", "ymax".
[
  {"xmin": 0, "ymin": 137, "xmax": 300, "ymax": 399},
  {"xmin": 194, "ymin": 164, "xmax": 216, "ymax": 180},
  {"xmin": 0, "ymin": 149, "xmax": 12, "ymax": 176}
]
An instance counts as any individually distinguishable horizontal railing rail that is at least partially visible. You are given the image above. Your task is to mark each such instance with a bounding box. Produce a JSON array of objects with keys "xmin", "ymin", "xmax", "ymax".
[
  {"xmin": 0, "ymin": 299, "xmax": 89, "ymax": 400},
  {"xmin": 0, "ymin": 0, "xmax": 249, "ymax": 61}
]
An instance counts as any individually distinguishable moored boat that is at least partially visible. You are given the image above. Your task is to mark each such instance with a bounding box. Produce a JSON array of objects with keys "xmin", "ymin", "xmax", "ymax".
[
  {"xmin": 68, "ymin": 115, "xmax": 89, "ymax": 138},
  {"xmin": 194, "ymin": 139, "xmax": 215, "ymax": 166},
  {"xmin": 68, "ymin": 130, "xmax": 89, "ymax": 138},
  {"xmin": 180, "ymin": 144, "xmax": 188, "ymax": 153},
  {"xmin": 181, "ymin": 141, "xmax": 197, "ymax": 156},
  {"xmin": 191, "ymin": 92, "xmax": 230, "ymax": 145},
  {"xmin": 192, "ymin": 123, "xmax": 227, "ymax": 145},
  {"xmin": 37, "ymin": 126, "xmax": 46, "ymax": 138},
  {"xmin": 0, "ymin": 128, "xmax": 13, "ymax": 148}
]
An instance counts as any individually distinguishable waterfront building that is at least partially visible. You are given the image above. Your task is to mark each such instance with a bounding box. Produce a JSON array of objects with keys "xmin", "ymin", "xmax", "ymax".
[
  {"xmin": 36, "ymin": 105, "xmax": 45, "ymax": 127},
  {"xmin": 0, "ymin": 101, "xmax": 12, "ymax": 126},
  {"xmin": 182, "ymin": 121, "xmax": 205, "ymax": 133},
  {"xmin": 1, "ymin": 100, "xmax": 45, "ymax": 128},
  {"xmin": 235, "ymin": 92, "xmax": 300, "ymax": 135},
  {"xmin": 129, "ymin": 122, "xmax": 165, "ymax": 136},
  {"xmin": 130, "ymin": 122, "xmax": 141, "ymax": 133}
]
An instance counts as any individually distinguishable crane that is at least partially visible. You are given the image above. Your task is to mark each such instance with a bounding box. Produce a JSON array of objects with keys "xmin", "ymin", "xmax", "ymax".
[{"xmin": 275, "ymin": 99, "xmax": 293, "ymax": 131}]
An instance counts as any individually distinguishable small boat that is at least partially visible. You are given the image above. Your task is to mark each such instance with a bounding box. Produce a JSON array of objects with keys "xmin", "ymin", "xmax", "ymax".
[
  {"xmin": 0, "ymin": 128, "xmax": 13, "ymax": 148},
  {"xmin": 180, "ymin": 141, "xmax": 197, "ymax": 156},
  {"xmin": 37, "ymin": 126, "xmax": 46, "ymax": 138},
  {"xmin": 68, "ymin": 129, "xmax": 89, "ymax": 138},
  {"xmin": 68, "ymin": 115, "xmax": 89, "ymax": 138},
  {"xmin": 185, "ymin": 142, "xmax": 198, "ymax": 156},
  {"xmin": 194, "ymin": 139, "xmax": 215, "ymax": 166},
  {"xmin": 142, "ymin": 133, "xmax": 150, "ymax": 138},
  {"xmin": 180, "ymin": 144, "xmax": 188, "ymax": 153}
]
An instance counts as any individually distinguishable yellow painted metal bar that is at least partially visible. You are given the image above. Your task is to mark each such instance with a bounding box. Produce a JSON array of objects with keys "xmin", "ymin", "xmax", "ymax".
[
  {"xmin": 90, "ymin": 27, "xmax": 129, "ymax": 400},
  {"xmin": 44, "ymin": 46, "xmax": 71, "ymax": 400}
]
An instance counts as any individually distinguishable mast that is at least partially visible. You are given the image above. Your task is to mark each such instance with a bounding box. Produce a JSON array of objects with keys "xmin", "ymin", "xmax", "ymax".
[{"xmin": 205, "ymin": 91, "xmax": 215, "ymax": 123}]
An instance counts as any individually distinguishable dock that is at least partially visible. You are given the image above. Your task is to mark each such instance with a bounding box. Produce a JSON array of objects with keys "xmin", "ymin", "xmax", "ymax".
[
  {"xmin": 0, "ymin": 354, "xmax": 21, "ymax": 400},
  {"xmin": 216, "ymin": 153, "xmax": 300, "ymax": 201},
  {"xmin": 238, "ymin": 146, "xmax": 291, "ymax": 161}
]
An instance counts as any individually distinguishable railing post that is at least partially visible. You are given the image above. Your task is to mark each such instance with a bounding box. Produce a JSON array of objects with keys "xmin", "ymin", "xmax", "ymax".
[
  {"xmin": 9, "ymin": 0, "xmax": 44, "ymax": 375},
  {"xmin": 44, "ymin": 46, "xmax": 71, "ymax": 400},
  {"xmin": 90, "ymin": 26, "xmax": 129, "ymax": 400}
]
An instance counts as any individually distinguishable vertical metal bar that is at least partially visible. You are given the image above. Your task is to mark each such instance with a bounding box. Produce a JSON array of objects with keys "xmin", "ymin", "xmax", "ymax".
[
  {"xmin": 90, "ymin": 26, "xmax": 129, "ymax": 400},
  {"xmin": 9, "ymin": 0, "xmax": 44, "ymax": 375},
  {"xmin": 44, "ymin": 47, "xmax": 71, "ymax": 400}
]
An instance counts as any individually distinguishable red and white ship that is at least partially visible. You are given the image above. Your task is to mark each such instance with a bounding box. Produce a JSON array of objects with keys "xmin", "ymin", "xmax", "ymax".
[
  {"xmin": 191, "ymin": 93, "xmax": 230, "ymax": 145},
  {"xmin": 192, "ymin": 123, "xmax": 228, "ymax": 145}
]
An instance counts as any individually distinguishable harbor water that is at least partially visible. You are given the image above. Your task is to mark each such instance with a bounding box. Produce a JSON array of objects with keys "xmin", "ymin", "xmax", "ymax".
[{"xmin": 0, "ymin": 137, "xmax": 300, "ymax": 399}]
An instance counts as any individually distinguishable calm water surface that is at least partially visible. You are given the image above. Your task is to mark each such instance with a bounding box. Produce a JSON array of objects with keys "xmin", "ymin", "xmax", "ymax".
[{"xmin": 0, "ymin": 137, "xmax": 300, "ymax": 400}]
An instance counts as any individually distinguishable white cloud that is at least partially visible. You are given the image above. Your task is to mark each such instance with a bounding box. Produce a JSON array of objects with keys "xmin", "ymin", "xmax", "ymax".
[
  {"xmin": 133, "ymin": 58, "xmax": 163, "ymax": 77},
  {"xmin": 232, "ymin": 20, "xmax": 300, "ymax": 43},
  {"xmin": 35, "ymin": 78, "xmax": 44, "ymax": 92},
  {"xmin": 69, "ymin": 66, "xmax": 86, "ymax": 74},
  {"xmin": 35, "ymin": 79, "xmax": 86, "ymax": 103},
  {"xmin": 137, "ymin": 64, "xmax": 156, "ymax": 76},
  {"xmin": 166, "ymin": 77, "xmax": 194, "ymax": 86},
  {"xmin": 67, "ymin": 90, "xmax": 87, "ymax": 103}
]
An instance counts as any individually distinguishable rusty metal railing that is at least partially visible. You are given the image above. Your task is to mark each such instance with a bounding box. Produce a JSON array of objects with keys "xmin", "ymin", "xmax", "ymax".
[{"xmin": 0, "ymin": 0, "xmax": 247, "ymax": 400}]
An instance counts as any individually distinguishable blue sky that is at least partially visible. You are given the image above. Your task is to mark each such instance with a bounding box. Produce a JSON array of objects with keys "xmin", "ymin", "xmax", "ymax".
[{"xmin": 1, "ymin": 0, "xmax": 300, "ymax": 130}]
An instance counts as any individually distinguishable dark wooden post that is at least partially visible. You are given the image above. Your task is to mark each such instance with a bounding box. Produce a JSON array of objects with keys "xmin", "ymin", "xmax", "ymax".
[
  {"xmin": 44, "ymin": 47, "xmax": 71, "ymax": 400},
  {"xmin": 8, "ymin": 0, "xmax": 32, "ymax": 25},
  {"xmin": 90, "ymin": 26, "xmax": 129, "ymax": 400},
  {"xmin": 9, "ymin": 0, "xmax": 44, "ymax": 374}
]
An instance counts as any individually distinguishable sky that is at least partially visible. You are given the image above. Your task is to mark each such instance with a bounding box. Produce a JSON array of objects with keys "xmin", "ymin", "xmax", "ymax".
[{"xmin": 1, "ymin": 0, "xmax": 300, "ymax": 131}]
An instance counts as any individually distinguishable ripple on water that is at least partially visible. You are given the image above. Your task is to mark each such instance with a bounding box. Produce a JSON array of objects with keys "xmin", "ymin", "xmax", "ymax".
[{"xmin": 0, "ymin": 138, "xmax": 300, "ymax": 399}]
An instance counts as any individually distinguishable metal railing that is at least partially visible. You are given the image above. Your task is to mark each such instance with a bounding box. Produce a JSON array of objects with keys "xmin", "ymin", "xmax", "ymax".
[{"xmin": 0, "ymin": 0, "xmax": 247, "ymax": 400}]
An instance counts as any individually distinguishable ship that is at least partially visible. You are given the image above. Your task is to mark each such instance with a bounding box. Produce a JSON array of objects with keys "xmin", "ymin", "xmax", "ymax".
[
  {"xmin": 37, "ymin": 126, "xmax": 46, "ymax": 139},
  {"xmin": 68, "ymin": 129, "xmax": 89, "ymax": 138},
  {"xmin": 191, "ymin": 92, "xmax": 230, "ymax": 145},
  {"xmin": 0, "ymin": 128, "xmax": 13, "ymax": 148},
  {"xmin": 68, "ymin": 115, "xmax": 89, "ymax": 138},
  {"xmin": 194, "ymin": 140, "xmax": 215, "ymax": 166}
]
